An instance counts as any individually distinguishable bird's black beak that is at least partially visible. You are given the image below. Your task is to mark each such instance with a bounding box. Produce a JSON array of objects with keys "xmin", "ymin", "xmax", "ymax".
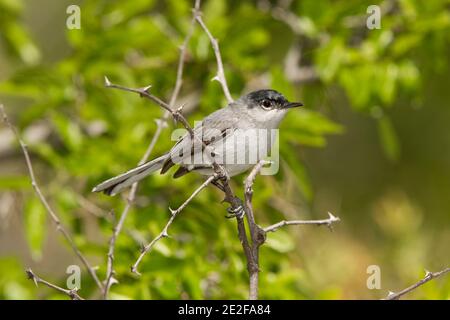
[{"xmin": 284, "ymin": 101, "xmax": 304, "ymax": 109}]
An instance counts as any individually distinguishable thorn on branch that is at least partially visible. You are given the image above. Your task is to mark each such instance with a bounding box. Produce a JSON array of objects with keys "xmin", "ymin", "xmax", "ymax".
[
  {"xmin": 25, "ymin": 268, "xmax": 84, "ymax": 300},
  {"xmin": 141, "ymin": 84, "xmax": 152, "ymax": 93},
  {"xmin": 384, "ymin": 267, "xmax": 450, "ymax": 300},
  {"xmin": 263, "ymin": 212, "xmax": 341, "ymax": 233},
  {"xmin": 104, "ymin": 75, "xmax": 111, "ymax": 87},
  {"xmin": 130, "ymin": 266, "xmax": 141, "ymax": 276},
  {"xmin": 131, "ymin": 175, "xmax": 216, "ymax": 273}
]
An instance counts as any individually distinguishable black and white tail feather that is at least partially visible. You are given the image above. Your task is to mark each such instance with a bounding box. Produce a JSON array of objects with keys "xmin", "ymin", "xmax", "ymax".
[{"xmin": 92, "ymin": 154, "xmax": 169, "ymax": 196}]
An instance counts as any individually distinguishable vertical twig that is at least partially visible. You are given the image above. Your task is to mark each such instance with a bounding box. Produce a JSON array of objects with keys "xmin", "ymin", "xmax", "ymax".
[{"xmin": 243, "ymin": 161, "xmax": 270, "ymax": 299}]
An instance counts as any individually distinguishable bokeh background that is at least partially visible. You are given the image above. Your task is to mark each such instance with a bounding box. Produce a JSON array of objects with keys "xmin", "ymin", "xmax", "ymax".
[{"xmin": 0, "ymin": 0, "xmax": 449, "ymax": 299}]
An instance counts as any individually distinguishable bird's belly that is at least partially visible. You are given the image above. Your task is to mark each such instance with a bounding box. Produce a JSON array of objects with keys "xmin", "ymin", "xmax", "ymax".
[
  {"xmin": 193, "ymin": 131, "xmax": 275, "ymax": 176},
  {"xmin": 184, "ymin": 128, "xmax": 277, "ymax": 177},
  {"xmin": 195, "ymin": 163, "xmax": 253, "ymax": 177}
]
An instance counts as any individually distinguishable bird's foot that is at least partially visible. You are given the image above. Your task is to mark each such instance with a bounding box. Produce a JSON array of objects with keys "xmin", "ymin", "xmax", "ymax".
[{"xmin": 225, "ymin": 197, "xmax": 245, "ymax": 219}]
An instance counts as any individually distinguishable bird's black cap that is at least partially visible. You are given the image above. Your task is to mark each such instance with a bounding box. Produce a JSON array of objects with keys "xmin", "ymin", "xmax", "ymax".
[{"xmin": 245, "ymin": 89, "xmax": 303, "ymax": 109}]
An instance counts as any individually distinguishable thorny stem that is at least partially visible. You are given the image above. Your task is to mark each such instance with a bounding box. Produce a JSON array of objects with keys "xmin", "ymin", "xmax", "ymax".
[
  {"xmin": 131, "ymin": 175, "xmax": 217, "ymax": 275},
  {"xmin": 385, "ymin": 268, "xmax": 450, "ymax": 300},
  {"xmin": 26, "ymin": 269, "xmax": 84, "ymax": 300}
]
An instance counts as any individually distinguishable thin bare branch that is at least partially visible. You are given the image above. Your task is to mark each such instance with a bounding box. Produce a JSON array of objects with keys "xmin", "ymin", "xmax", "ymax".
[
  {"xmin": 236, "ymin": 215, "xmax": 257, "ymax": 296},
  {"xmin": 195, "ymin": 15, "xmax": 233, "ymax": 103},
  {"xmin": 26, "ymin": 268, "xmax": 84, "ymax": 300},
  {"xmin": 104, "ymin": 77, "xmax": 199, "ymax": 138},
  {"xmin": 104, "ymin": 78, "xmax": 167, "ymax": 115},
  {"xmin": 131, "ymin": 174, "xmax": 217, "ymax": 275},
  {"xmin": 243, "ymin": 160, "xmax": 271, "ymax": 300},
  {"xmin": 0, "ymin": 104, "xmax": 104, "ymax": 292},
  {"xmin": 263, "ymin": 212, "xmax": 340, "ymax": 233},
  {"xmin": 385, "ymin": 268, "xmax": 450, "ymax": 300}
]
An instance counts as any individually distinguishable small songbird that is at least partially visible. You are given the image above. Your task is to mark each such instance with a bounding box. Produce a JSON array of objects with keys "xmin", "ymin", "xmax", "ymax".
[{"xmin": 92, "ymin": 89, "xmax": 303, "ymax": 196}]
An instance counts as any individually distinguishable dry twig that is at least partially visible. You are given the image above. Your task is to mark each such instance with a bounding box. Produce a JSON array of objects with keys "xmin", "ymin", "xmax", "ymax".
[
  {"xmin": 195, "ymin": 15, "xmax": 233, "ymax": 103},
  {"xmin": 131, "ymin": 174, "xmax": 217, "ymax": 275},
  {"xmin": 26, "ymin": 268, "xmax": 84, "ymax": 300},
  {"xmin": 263, "ymin": 212, "xmax": 340, "ymax": 233},
  {"xmin": 385, "ymin": 268, "xmax": 450, "ymax": 300}
]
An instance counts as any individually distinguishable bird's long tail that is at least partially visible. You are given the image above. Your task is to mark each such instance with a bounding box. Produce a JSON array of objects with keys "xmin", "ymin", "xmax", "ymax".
[{"xmin": 92, "ymin": 154, "xmax": 169, "ymax": 196}]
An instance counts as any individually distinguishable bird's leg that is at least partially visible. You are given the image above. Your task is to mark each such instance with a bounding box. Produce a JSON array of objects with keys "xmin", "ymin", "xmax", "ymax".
[
  {"xmin": 211, "ymin": 178, "xmax": 225, "ymax": 192},
  {"xmin": 212, "ymin": 176, "xmax": 245, "ymax": 219}
]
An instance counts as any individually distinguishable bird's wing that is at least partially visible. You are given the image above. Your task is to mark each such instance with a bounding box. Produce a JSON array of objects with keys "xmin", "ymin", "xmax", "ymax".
[{"xmin": 161, "ymin": 108, "xmax": 239, "ymax": 173}]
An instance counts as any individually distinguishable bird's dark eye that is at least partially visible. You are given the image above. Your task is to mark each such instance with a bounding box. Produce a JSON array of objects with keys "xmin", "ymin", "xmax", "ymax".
[{"xmin": 261, "ymin": 99, "xmax": 272, "ymax": 110}]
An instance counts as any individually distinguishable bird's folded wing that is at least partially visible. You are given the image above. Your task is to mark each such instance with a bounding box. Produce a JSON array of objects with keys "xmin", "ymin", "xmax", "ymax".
[{"xmin": 166, "ymin": 108, "xmax": 240, "ymax": 169}]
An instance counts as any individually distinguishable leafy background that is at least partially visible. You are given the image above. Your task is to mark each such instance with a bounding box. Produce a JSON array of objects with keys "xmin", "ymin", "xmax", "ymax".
[{"xmin": 0, "ymin": 0, "xmax": 449, "ymax": 299}]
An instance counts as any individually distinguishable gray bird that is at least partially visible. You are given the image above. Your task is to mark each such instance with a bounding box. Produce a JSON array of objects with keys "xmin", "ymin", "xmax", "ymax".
[{"xmin": 92, "ymin": 89, "xmax": 303, "ymax": 196}]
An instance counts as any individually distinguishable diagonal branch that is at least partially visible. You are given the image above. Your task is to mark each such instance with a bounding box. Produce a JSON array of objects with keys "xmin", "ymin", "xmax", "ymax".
[
  {"xmin": 385, "ymin": 267, "xmax": 450, "ymax": 300},
  {"xmin": 131, "ymin": 174, "xmax": 217, "ymax": 275},
  {"xmin": 26, "ymin": 268, "xmax": 84, "ymax": 300},
  {"xmin": 0, "ymin": 104, "xmax": 104, "ymax": 292},
  {"xmin": 195, "ymin": 15, "xmax": 233, "ymax": 103}
]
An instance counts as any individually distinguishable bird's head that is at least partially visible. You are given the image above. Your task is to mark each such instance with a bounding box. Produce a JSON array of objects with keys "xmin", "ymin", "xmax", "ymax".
[{"xmin": 235, "ymin": 89, "xmax": 303, "ymax": 127}]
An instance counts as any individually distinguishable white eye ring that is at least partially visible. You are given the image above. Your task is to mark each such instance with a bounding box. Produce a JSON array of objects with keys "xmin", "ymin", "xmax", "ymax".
[{"xmin": 261, "ymin": 100, "xmax": 272, "ymax": 110}]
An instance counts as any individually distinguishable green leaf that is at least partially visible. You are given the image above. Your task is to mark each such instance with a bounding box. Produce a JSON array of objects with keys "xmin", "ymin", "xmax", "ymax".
[
  {"xmin": 378, "ymin": 63, "xmax": 398, "ymax": 105},
  {"xmin": 0, "ymin": 176, "xmax": 29, "ymax": 190},
  {"xmin": 377, "ymin": 116, "xmax": 400, "ymax": 162},
  {"xmin": 24, "ymin": 197, "xmax": 47, "ymax": 260},
  {"xmin": 2, "ymin": 23, "xmax": 40, "ymax": 65},
  {"xmin": 270, "ymin": 66, "xmax": 295, "ymax": 100},
  {"xmin": 265, "ymin": 230, "xmax": 295, "ymax": 253},
  {"xmin": 51, "ymin": 113, "xmax": 83, "ymax": 152}
]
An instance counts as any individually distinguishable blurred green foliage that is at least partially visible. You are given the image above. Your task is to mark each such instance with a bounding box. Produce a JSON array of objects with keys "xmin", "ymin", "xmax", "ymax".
[{"xmin": 0, "ymin": 0, "xmax": 449, "ymax": 299}]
